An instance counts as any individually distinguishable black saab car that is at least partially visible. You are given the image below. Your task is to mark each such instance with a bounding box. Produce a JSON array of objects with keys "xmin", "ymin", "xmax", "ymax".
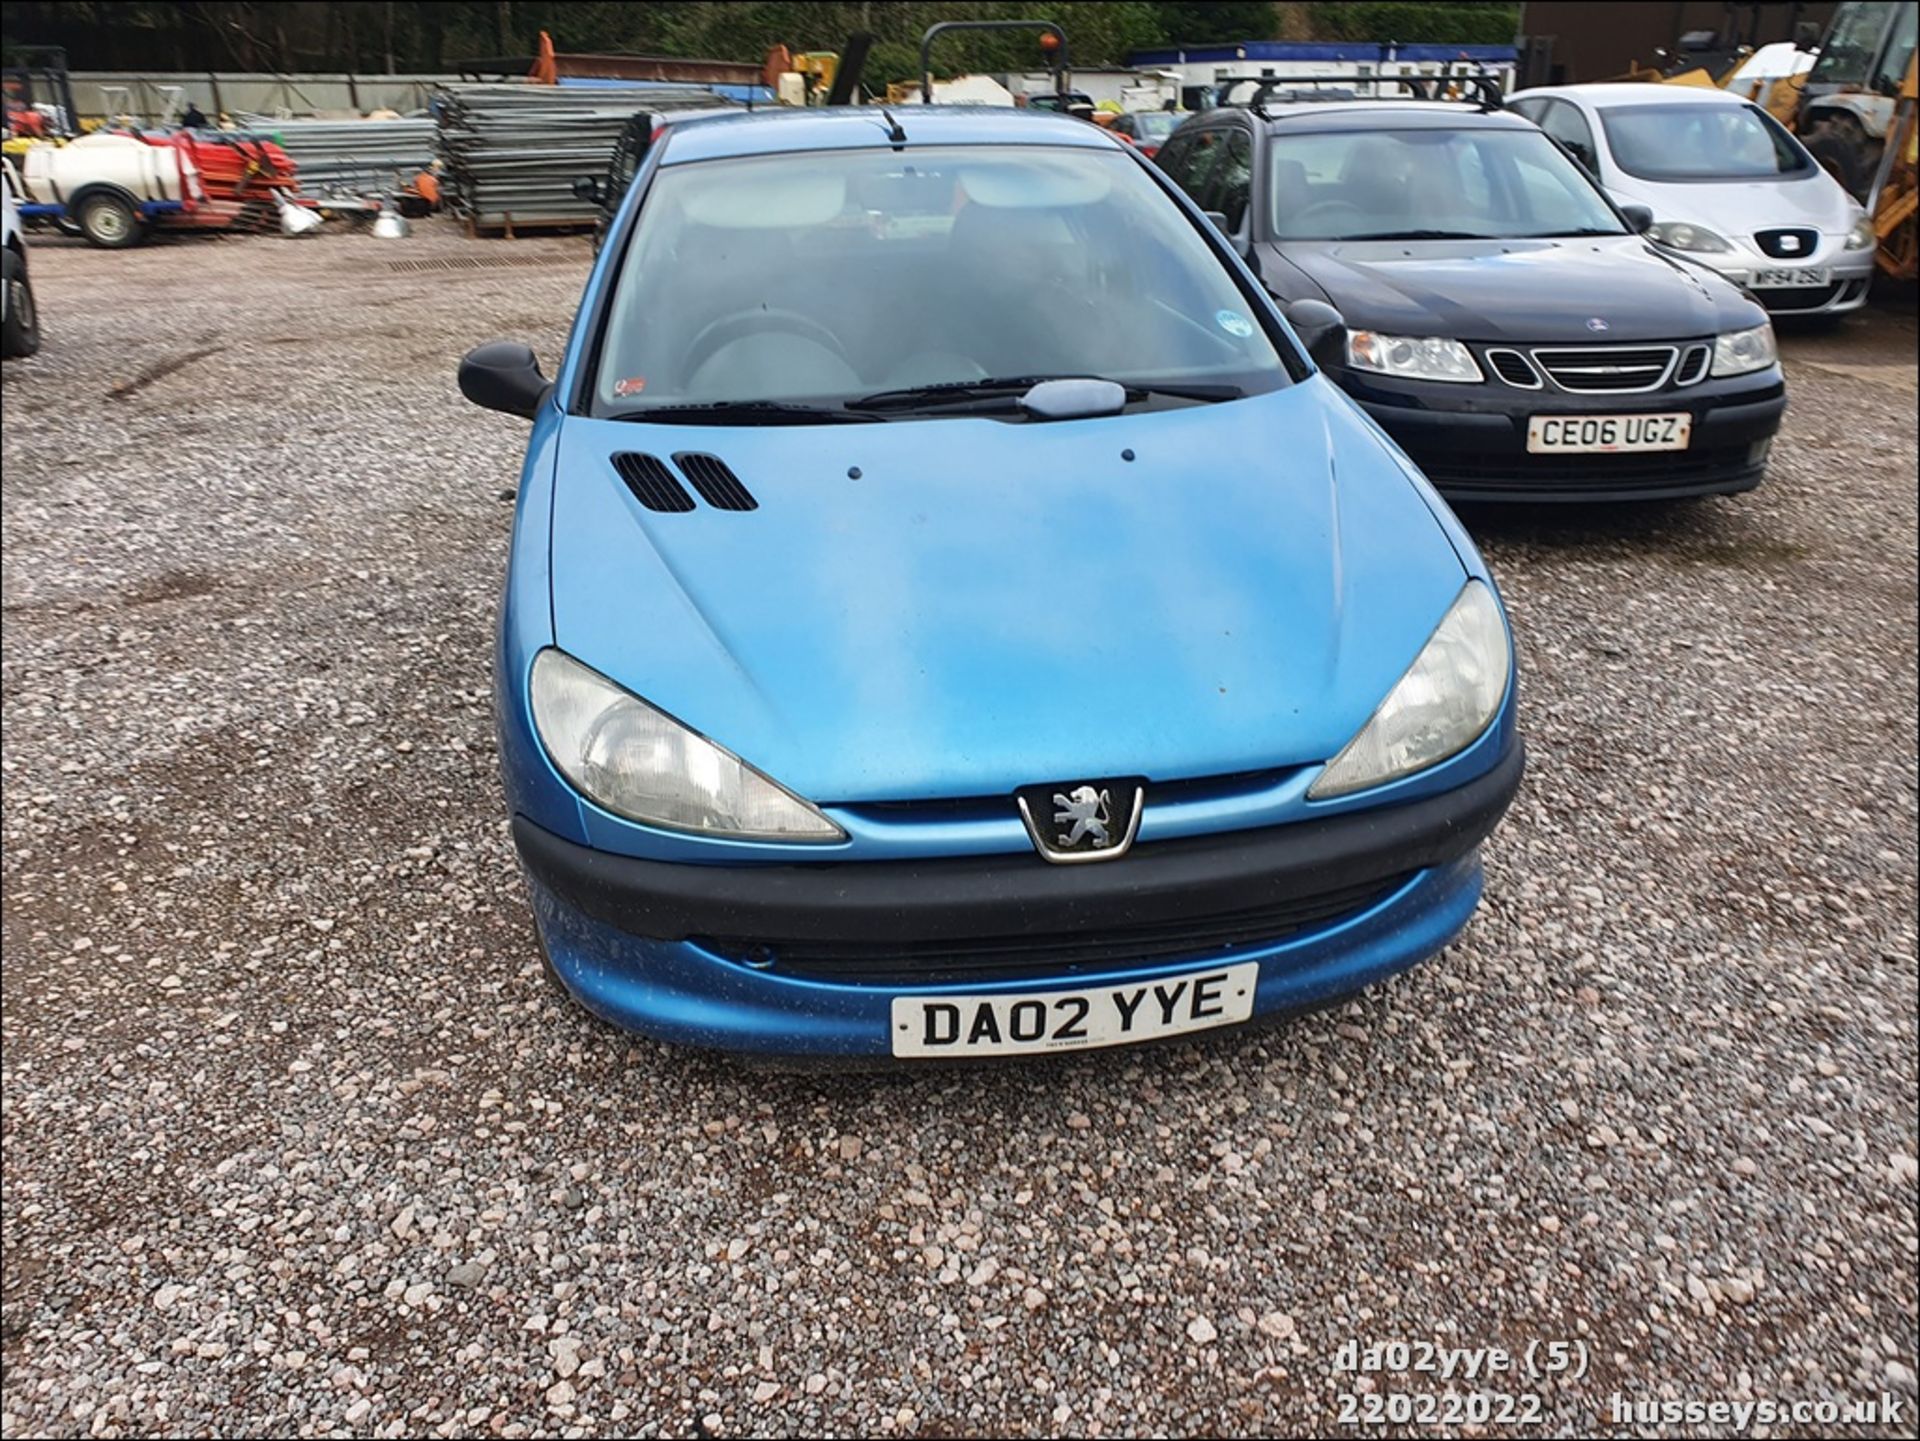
[{"xmin": 1156, "ymin": 82, "xmax": 1786, "ymax": 501}]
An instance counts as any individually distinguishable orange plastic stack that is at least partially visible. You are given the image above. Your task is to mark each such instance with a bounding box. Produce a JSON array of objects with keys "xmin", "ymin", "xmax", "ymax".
[{"xmin": 155, "ymin": 131, "xmax": 301, "ymax": 232}]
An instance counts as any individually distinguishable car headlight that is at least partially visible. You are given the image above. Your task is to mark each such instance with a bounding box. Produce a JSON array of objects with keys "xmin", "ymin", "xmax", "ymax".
[
  {"xmin": 1645, "ymin": 221, "xmax": 1733, "ymax": 253},
  {"xmin": 1308, "ymin": 581, "xmax": 1510, "ymax": 800},
  {"xmin": 1843, "ymin": 216, "xmax": 1875, "ymax": 250},
  {"xmin": 1346, "ymin": 331, "xmax": 1484, "ymax": 383},
  {"xmin": 1711, "ymin": 321, "xmax": 1777, "ymax": 378},
  {"xmin": 529, "ymin": 649, "xmax": 844, "ymax": 841}
]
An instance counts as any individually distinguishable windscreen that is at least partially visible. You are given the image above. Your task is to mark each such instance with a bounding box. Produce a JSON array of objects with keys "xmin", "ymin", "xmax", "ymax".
[
  {"xmin": 1806, "ymin": 1, "xmax": 1905, "ymax": 86},
  {"xmin": 1134, "ymin": 112, "xmax": 1179, "ymax": 140},
  {"xmin": 1600, "ymin": 103, "xmax": 1815, "ymax": 181},
  {"xmin": 1269, "ymin": 127, "xmax": 1626, "ymax": 241},
  {"xmin": 593, "ymin": 144, "xmax": 1287, "ymax": 413}
]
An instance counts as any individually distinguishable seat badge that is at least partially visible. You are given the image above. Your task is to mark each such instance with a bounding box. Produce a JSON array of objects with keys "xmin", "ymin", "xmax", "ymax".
[{"xmin": 1015, "ymin": 780, "xmax": 1146, "ymax": 864}]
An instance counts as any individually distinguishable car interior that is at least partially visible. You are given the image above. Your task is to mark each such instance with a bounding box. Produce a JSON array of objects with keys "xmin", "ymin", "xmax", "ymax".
[{"xmin": 595, "ymin": 148, "xmax": 1274, "ymax": 409}]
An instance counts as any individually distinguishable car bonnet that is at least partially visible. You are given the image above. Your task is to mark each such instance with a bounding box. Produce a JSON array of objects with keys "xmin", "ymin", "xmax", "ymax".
[
  {"xmin": 545, "ymin": 383, "xmax": 1468, "ymax": 806},
  {"xmin": 1278, "ymin": 233, "xmax": 1757, "ymax": 343}
]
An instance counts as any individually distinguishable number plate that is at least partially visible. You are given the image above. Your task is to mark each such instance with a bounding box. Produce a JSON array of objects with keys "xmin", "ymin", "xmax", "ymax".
[
  {"xmin": 1750, "ymin": 266, "xmax": 1829, "ymax": 289},
  {"xmin": 1527, "ymin": 412, "xmax": 1691, "ymax": 455},
  {"xmin": 890, "ymin": 962, "xmax": 1258, "ymax": 1059}
]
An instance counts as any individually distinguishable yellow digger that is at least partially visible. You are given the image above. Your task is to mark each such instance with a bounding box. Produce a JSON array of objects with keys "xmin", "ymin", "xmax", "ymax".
[{"xmin": 1782, "ymin": 1, "xmax": 1917, "ymax": 281}]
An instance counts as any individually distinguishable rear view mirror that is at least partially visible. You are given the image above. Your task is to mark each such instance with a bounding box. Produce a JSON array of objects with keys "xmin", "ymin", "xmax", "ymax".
[
  {"xmin": 1619, "ymin": 202, "xmax": 1655, "ymax": 233},
  {"xmin": 1285, "ymin": 299, "xmax": 1347, "ymax": 369},
  {"xmin": 459, "ymin": 341, "xmax": 551, "ymax": 421},
  {"xmin": 1202, "ymin": 209, "xmax": 1230, "ymax": 230},
  {"xmin": 571, "ymin": 175, "xmax": 605, "ymax": 205}
]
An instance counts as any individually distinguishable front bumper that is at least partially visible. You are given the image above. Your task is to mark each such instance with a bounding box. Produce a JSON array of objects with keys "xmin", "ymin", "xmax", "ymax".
[
  {"xmin": 513, "ymin": 737, "xmax": 1525, "ymax": 1058},
  {"xmin": 1348, "ymin": 367, "xmax": 1787, "ymax": 503}
]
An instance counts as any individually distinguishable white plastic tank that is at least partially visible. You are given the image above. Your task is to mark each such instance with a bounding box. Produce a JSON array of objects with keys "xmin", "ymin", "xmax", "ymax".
[{"xmin": 19, "ymin": 132, "xmax": 199, "ymax": 206}]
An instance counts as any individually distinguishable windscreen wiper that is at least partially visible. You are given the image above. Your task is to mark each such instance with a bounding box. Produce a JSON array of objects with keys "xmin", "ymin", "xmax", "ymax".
[
  {"xmin": 1339, "ymin": 229, "xmax": 1496, "ymax": 241},
  {"xmin": 608, "ymin": 400, "xmax": 881, "ymax": 425},
  {"xmin": 846, "ymin": 376, "xmax": 1243, "ymax": 416},
  {"xmin": 846, "ymin": 376, "xmax": 1067, "ymax": 413}
]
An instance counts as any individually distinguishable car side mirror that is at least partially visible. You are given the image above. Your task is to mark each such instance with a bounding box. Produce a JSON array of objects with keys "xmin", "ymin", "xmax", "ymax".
[
  {"xmin": 571, "ymin": 175, "xmax": 605, "ymax": 204},
  {"xmin": 459, "ymin": 341, "xmax": 551, "ymax": 421},
  {"xmin": 1619, "ymin": 202, "xmax": 1655, "ymax": 233},
  {"xmin": 1285, "ymin": 299, "xmax": 1347, "ymax": 369},
  {"xmin": 1203, "ymin": 209, "xmax": 1252, "ymax": 258}
]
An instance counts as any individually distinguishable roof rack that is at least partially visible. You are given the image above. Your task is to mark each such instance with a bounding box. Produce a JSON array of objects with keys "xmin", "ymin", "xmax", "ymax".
[{"xmin": 1211, "ymin": 71, "xmax": 1504, "ymax": 116}]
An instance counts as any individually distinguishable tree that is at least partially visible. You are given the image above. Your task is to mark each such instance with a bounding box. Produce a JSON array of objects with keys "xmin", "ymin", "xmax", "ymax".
[
  {"xmin": 1150, "ymin": 2, "xmax": 1278, "ymax": 45},
  {"xmin": 1305, "ymin": 2, "xmax": 1520, "ymax": 46}
]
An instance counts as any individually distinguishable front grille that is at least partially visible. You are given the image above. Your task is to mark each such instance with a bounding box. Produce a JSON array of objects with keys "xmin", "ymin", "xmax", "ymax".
[
  {"xmin": 1755, "ymin": 280, "xmax": 1844, "ymax": 313},
  {"xmin": 1532, "ymin": 346, "xmax": 1677, "ymax": 392},
  {"xmin": 1422, "ymin": 444, "xmax": 1758, "ymax": 492},
  {"xmin": 1755, "ymin": 227, "xmax": 1818, "ymax": 260},
  {"xmin": 1485, "ymin": 348, "xmax": 1541, "ymax": 388},
  {"xmin": 840, "ymin": 767, "xmax": 1302, "ymax": 827},
  {"xmin": 700, "ymin": 872, "xmax": 1412, "ymax": 983},
  {"xmin": 1673, "ymin": 344, "xmax": 1711, "ymax": 385}
]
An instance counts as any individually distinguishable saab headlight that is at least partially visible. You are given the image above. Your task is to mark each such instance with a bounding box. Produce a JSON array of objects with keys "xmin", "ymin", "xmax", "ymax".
[
  {"xmin": 1645, "ymin": 221, "xmax": 1733, "ymax": 253},
  {"xmin": 1308, "ymin": 582, "xmax": 1511, "ymax": 800},
  {"xmin": 1346, "ymin": 331, "xmax": 1484, "ymax": 383},
  {"xmin": 529, "ymin": 649, "xmax": 843, "ymax": 841},
  {"xmin": 1711, "ymin": 321, "xmax": 1777, "ymax": 378}
]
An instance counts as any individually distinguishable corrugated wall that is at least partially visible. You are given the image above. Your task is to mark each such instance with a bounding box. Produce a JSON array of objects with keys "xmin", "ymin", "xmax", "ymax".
[{"xmin": 64, "ymin": 72, "xmax": 465, "ymax": 123}]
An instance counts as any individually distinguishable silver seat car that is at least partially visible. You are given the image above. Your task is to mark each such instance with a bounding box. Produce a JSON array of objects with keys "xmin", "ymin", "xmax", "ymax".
[{"xmin": 1508, "ymin": 83, "xmax": 1875, "ymax": 317}]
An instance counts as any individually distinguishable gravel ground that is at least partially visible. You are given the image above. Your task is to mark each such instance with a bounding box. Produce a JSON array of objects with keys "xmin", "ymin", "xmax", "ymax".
[{"xmin": 2, "ymin": 226, "xmax": 1915, "ymax": 1439}]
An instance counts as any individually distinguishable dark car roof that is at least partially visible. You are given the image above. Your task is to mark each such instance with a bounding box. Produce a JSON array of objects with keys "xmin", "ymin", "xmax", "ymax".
[{"xmin": 1195, "ymin": 103, "xmax": 1536, "ymax": 134}]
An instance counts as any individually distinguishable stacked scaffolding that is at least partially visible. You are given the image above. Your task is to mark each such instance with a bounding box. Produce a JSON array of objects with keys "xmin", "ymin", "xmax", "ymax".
[
  {"xmin": 434, "ymin": 83, "xmax": 724, "ymax": 232},
  {"xmin": 235, "ymin": 114, "xmax": 438, "ymax": 196}
]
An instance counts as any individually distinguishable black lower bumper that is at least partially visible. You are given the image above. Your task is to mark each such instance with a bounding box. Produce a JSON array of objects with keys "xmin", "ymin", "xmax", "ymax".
[
  {"xmin": 512, "ymin": 739, "xmax": 1525, "ymax": 946},
  {"xmin": 1353, "ymin": 376, "xmax": 1787, "ymax": 503}
]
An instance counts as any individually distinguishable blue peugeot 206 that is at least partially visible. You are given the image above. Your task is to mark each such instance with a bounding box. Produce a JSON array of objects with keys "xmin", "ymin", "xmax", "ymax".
[{"xmin": 459, "ymin": 105, "xmax": 1524, "ymax": 1063}]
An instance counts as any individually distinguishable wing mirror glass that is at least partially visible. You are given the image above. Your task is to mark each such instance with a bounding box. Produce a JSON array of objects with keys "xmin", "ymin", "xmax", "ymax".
[
  {"xmin": 1285, "ymin": 298, "xmax": 1347, "ymax": 369},
  {"xmin": 459, "ymin": 341, "xmax": 551, "ymax": 421}
]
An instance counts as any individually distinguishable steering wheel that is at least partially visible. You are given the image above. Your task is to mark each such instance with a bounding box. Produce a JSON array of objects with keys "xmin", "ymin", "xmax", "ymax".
[
  {"xmin": 1291, "ymin": 200, "xmax": 1367, "ymax": 232},
  {"xmin": 683, "ymin": 308, "xmax": 850, "ymax": 381}
]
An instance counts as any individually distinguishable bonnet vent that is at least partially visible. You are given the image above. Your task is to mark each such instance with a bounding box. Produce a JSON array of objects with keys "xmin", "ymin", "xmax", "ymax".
[
  {"xmin": 673, "ymin": 453, "xmax": 758, "ymax": 512},
  {"xmin": 612, "ymin": 453, "xmax": 695, "ymax": 513}
]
